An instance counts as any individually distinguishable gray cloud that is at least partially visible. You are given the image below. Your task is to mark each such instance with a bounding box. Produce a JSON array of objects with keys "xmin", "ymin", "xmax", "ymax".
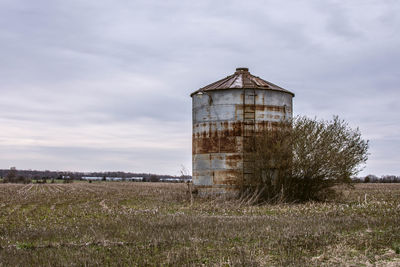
[{"xmin": 0, "ymin": 0, "xmax": 399, "ymax": 175}]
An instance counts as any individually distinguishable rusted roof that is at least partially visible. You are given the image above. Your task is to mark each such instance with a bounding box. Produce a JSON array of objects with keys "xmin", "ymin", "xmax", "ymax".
[{"xmin": 191, "ymin": 67, "xmax": 295, "ymax": 97}]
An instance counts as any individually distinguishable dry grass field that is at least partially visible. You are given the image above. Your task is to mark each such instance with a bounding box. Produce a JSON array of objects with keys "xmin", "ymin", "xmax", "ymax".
[{"xmin": 0, "ymin": 182, "xmax": 399, "ymax": 266}]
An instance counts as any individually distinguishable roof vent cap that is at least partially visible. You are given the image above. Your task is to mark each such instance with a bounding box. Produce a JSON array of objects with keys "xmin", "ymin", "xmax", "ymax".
[{"xmin": 236, "ymin": 67, "xmax": 249, "ymax": 72}]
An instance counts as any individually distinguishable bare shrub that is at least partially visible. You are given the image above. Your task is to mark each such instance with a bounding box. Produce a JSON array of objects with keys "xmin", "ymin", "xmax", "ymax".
[{"xmin": 241, "ymin": 116, "xmax": 369, "ymax": 202}]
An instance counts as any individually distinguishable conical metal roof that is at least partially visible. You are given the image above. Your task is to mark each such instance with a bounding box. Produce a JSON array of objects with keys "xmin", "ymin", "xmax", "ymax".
[{"xmin": 191, "ymin": 67, "xmax": 295, "ymax": 97}]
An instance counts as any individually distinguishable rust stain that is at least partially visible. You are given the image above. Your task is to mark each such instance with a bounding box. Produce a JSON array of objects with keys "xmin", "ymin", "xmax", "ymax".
[
  {"xmin": 213, "ymin": 170, "xmax": 242, "ymax": 185},
  {"xmin": 236, "ymin": 104, "xmax": 286, "ymax": 113},
  {"xmin": 226, "ymin": 154, "xmax": 242, "ymax": 160},
  {"xmin": 219, "ymin": 136, "xmax": 237, "ymax": 153},
  {"xmin": 225, "ymin": 154, "xmax": 242, "ymax": 168},
  {"xmin": 193, "ymin": 120, "xmax": 284, "ymax": 155},
  {"xmin": 193, "ymin": 137, "xmax": 219, "ymax": 154}
]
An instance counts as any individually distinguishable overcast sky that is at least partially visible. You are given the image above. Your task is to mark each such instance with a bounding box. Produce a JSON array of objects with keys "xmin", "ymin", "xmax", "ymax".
[{"xmin": 0, "ymin": 0, "xmax": 399, "ymax": 176}]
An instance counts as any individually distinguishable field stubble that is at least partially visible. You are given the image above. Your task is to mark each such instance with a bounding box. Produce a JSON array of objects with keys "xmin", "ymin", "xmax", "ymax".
[{"xmin": 0, "ymin": 182, "xmax": 399, "ymax": 266}]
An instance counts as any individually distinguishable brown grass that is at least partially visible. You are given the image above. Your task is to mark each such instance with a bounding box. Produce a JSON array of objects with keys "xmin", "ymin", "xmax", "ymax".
[{"xmin": 0, "ymin": 182, "xmax": 399, "ymax": 266}]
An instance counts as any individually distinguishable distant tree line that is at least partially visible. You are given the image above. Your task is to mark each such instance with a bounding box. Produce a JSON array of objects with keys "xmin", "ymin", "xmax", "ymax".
[
  {"xmin": 353, "ymin": 175, "xmax": 400, "ymax": 183},
  {"xmin": 0, "ymin": 168, "xmax": 192, "ymax": 184}
]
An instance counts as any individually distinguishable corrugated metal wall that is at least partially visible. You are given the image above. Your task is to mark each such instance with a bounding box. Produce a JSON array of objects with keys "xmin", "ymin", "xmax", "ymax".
[{"xmin": 192, "ymin": 88, "xmax": 293, "ymax": 194}]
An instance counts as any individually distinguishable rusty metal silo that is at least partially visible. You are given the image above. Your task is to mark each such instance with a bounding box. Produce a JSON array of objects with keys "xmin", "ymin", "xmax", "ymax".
[{"xmin": 191, "ymin": 67, "xmax": 295, "ymax": 195}]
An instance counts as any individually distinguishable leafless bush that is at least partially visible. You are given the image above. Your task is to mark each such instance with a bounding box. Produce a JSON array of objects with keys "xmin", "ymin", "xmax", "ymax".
[{"xmin": 241, "ymin": 116, "xmax": 369, "ymax": 202}]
